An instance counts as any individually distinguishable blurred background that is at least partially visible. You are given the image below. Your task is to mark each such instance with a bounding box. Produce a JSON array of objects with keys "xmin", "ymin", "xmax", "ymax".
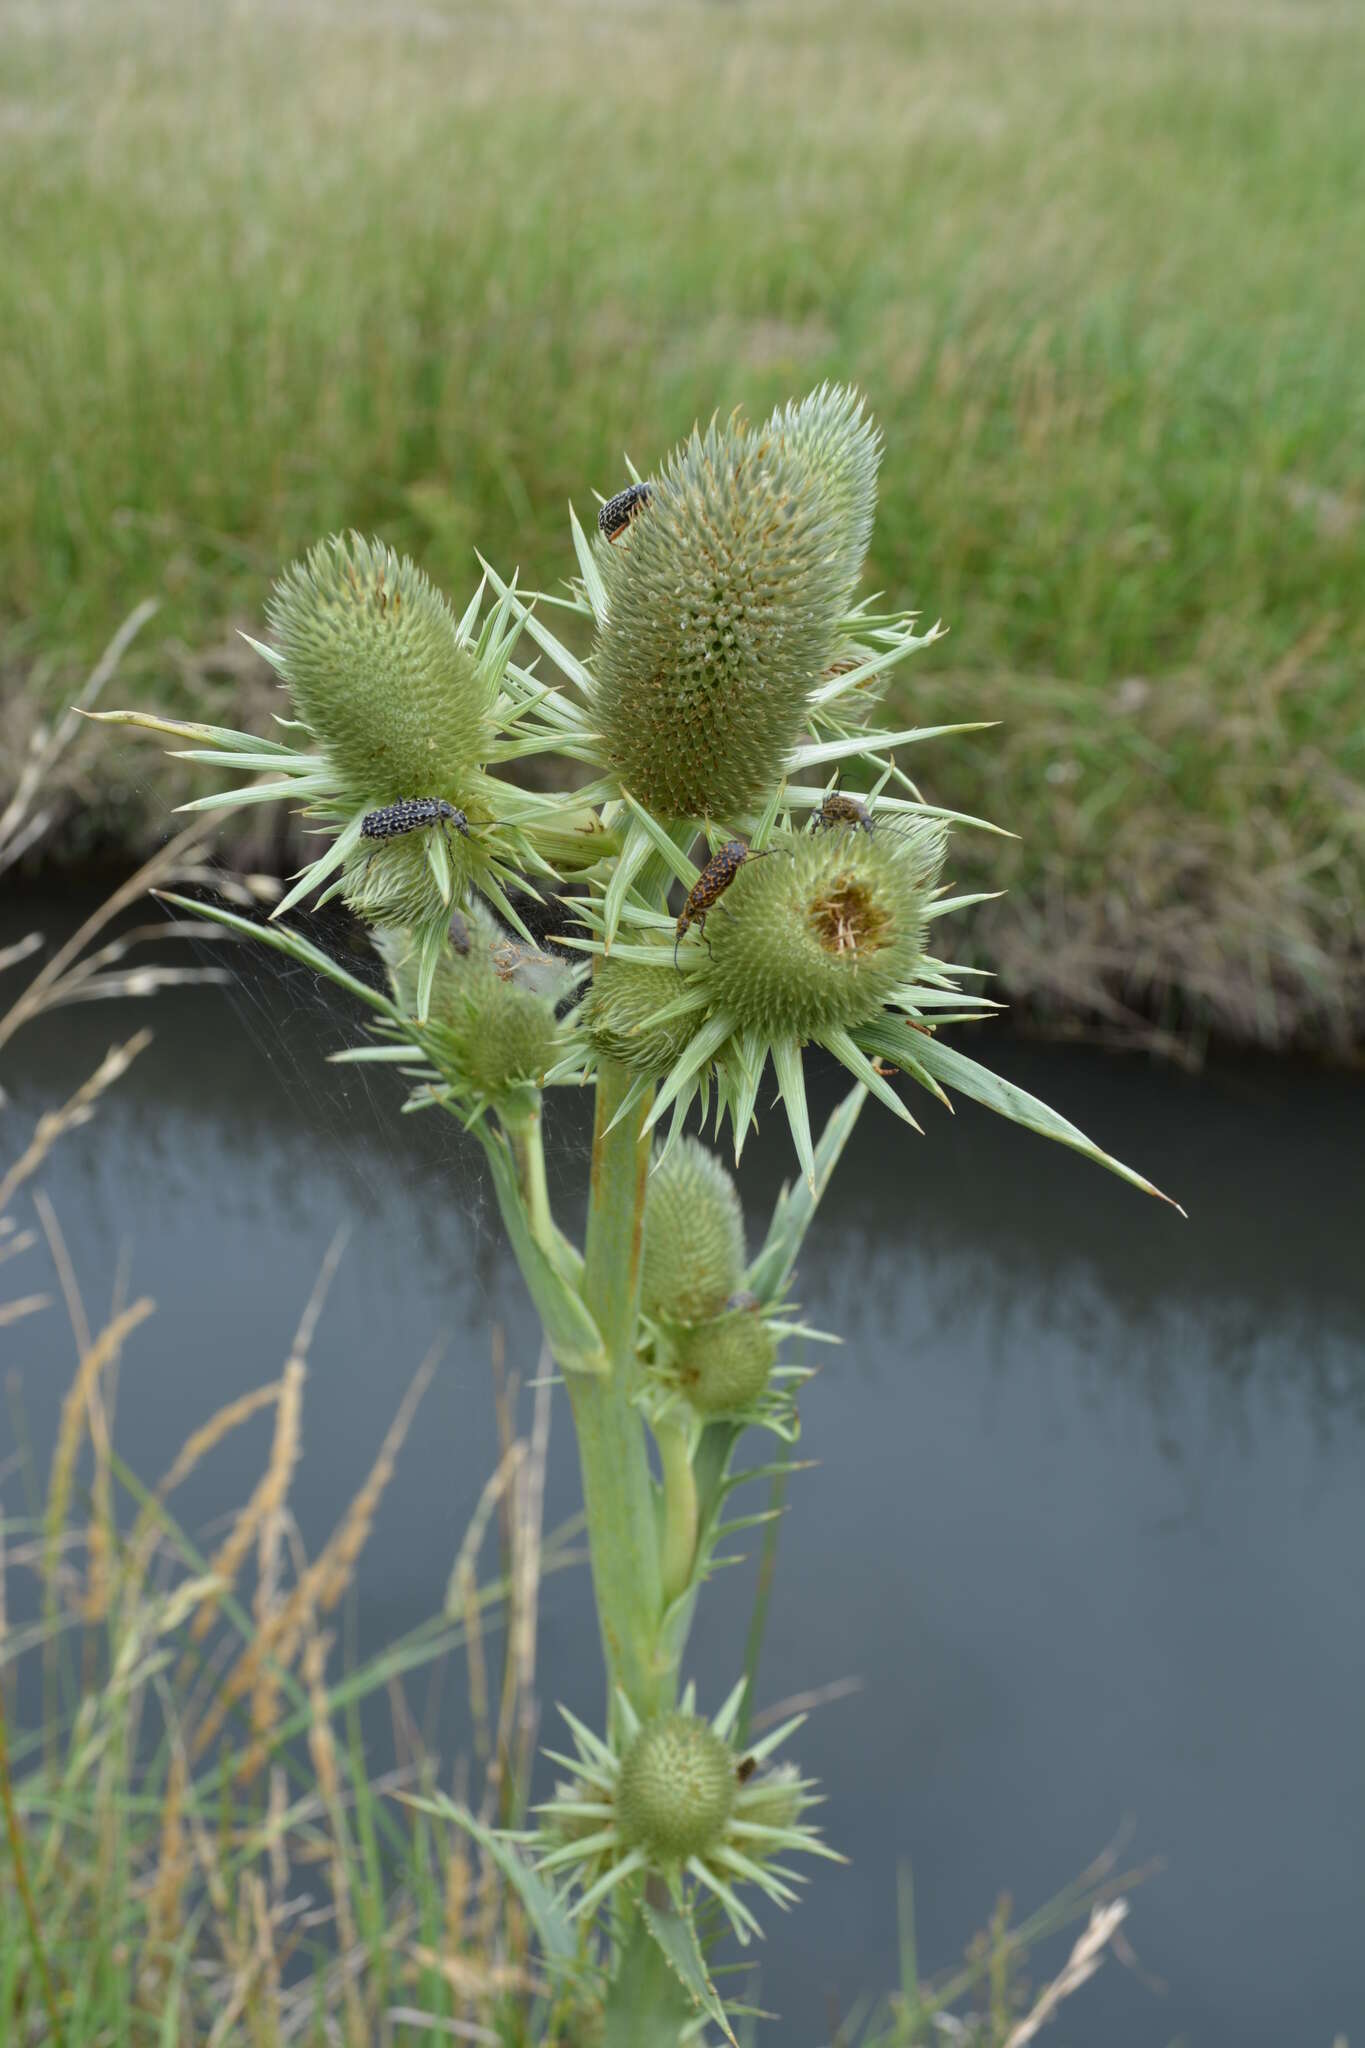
[
  {"xmin": 4, "ymin": 0, "xmax": 1362, "ymax": 1050},
  {"xmin": 3, "ymin": 2, "xmax": 1364, "ymax": 2042}
]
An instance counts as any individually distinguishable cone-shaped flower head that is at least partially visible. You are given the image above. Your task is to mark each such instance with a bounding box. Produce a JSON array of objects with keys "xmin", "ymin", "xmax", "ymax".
[
  {"xmin": 672, "ymin": 1296, "xmax": 776, "ymax": 1416},
  {"xmin": 268, "ymin": 533, "xmax": 494, "ymax": 814},
  {"xmin": 766, "ymin": 383, "xmax": 881, "ymax": 612},
  {"xmin": 592, "ymin": 410, "xmax": 851, "ymax": 818},
  {"xmin": 617, "ymin": 1713, "xmax": 735, "ymax": 1862},
  {"xmin": 531, "ymin": 1684, "xmax": 841, "ymax": 1944},
  {"xmin": 640, "ymin": 1137, "xmax": 746, "ymax": 1324},
  {"xmin": 703, "ymin": 819, "xmax": 947, "ymax": 1039}
]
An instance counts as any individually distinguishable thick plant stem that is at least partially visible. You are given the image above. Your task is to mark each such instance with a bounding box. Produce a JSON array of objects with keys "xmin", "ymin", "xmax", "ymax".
[
  {"xmin": 655, "ymin": 1418, "xmax": 698, "ymax": 1606},
  {"xmin": 570, "ymin": 1057, "xmax": 671, "ymax": 1721}
]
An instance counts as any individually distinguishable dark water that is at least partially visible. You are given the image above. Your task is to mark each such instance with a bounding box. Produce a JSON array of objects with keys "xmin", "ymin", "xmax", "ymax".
[{"xmin": 3, "ymin": 899, "xmax": 1363, "ymax": 2045}]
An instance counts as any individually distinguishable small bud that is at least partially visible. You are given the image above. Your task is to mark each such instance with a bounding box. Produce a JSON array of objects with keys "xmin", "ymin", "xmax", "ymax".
[
  {"xmin": 267, "ymin": 533, "xmax": 492, "ymax": 813},
  {"xmin": 592, "ymin": 406, "xmax": 850, "ymax": 818},
  {"xmin": 617, "ymin": 1714, "xmax": 735, "ymax": 1863},
  {"xmin": 703, "ymin": 820, "xmax": 947, "ymax": 1038},
  {"xmin": 382, "ymin": 907, "xmax": 559, "ymax": 1102},
  {"xmin": 674, "ymin": 1298, "xmax": 775, "ymax": 1416},
  {"xmin": 641, "ymin": 1137, "xmax": 746, "ymax": 1324}
]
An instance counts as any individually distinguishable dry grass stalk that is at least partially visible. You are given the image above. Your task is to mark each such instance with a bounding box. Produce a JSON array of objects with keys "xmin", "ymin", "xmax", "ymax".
[
  {"xmin": 444, "ymin": 1432, "xmax": 527, "ymax": 1778},
  {"xmin": 245, "ymin": 1872, "xmax": 281, "ymax": 2043},
  {"xmin": 184, "ymin": 1231, "xmax": 342, "ymax": 1715},
  {"xmin": 504, "ymin": 1356, "xmax": 551, "ymax": 1806},
  {"xmin": 0, "ymin": 1293, "xmax": 50, "ymax": 1327},
  {"xmin": 408, "ymin": 1944, "xmax": 536, "ymax": 2004},
  {"xmin": 0, "ymin": 1218, "xmax": 37, "ymax": 1265},
  {"xmin": 0, "ymin": 1030, "xmax": 153, "ymax": 1214},
  {"xmin": 192, "ymin": 1357, "xmax": 305, "ymax": 1648},
  {"xmin": 1003, "ymin": 1899, "xmax": 1130, "ymax": 2048},
  {"xmin": 157, "ymin": 1379, "xmax": 285, "ymax": 1502},
  {"xmin": 313, "ymin": 1346, "xmax": 438, "ymax": 1618},
  {"xmin": 266, "ymin": 1763, "xmax": 289, "ymax": 1898},
  {"xmin": 0, "ymin": 599, "xmax": 158, "ymax": 868},
  {"xmin": 34, "ymin": 1188, "xmax": 92, "ymax": 1356},
  {"xmin": 44, "ymin": 1297, "xmax": 155, "ymax": 1595},
  {"xmin": 195, "ymin": 1353, "xmax": 436, "ymax": 1761},
  {"xmin": 0, "ymin": 818, "xmax": 222, "ymax": 1057},
  {"xmin": 146, "ymin": 1749, "xmax": 189, "ymax": 1960},
  {"xmin": 303, "ymin": 1630, "xmax": 367, "ymax": 2046}
]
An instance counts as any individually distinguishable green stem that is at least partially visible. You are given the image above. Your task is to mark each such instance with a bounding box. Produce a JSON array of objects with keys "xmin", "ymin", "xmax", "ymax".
[
  {"xmin": 569, "ymin": 1057, "xmax": 671, "ymax": 1721},
  {"xmin": 655, "ymin": 1419, "xmax": 698, "ymax": 1606},
  {"xmin": 506, "ymin": 1103, "xmax": 582, "ymax": 1284}
]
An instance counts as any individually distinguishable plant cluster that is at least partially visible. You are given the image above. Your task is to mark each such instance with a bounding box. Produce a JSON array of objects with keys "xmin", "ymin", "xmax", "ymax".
[{"xmin": 96, "ymin": 385, "xmax": 1174, "ymax": 2040}]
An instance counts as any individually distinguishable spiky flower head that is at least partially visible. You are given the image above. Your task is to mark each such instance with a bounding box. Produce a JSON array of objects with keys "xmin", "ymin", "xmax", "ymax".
[
  {"xmin": 701, "ymin": 818, "xmax": 947, "ymax": 1039},
  {"xmin": 640, "ymin": 1137, "xmax": 746, "ymax": 1324},
  {"xmin": 379, "ymin": 904, "xmax": 566, "ymax": 1109},
  {"xmin": 582, "ymin": 952, "xmax": 702, "ymax": 1077},
  {"xmin": 617, "ymin": 1713, "xmax": 735, "ymax": 1861},
  {"xmin": 533, "ymin": 1682, "xmax": 840, "ymax": 1944},
  {"xmin": 268, "ymin": 533, "xmax": 494, "ymax": 814},
  {"xmin": 591, "ymin": 409, "xmax": 851, "ymax": 818}
]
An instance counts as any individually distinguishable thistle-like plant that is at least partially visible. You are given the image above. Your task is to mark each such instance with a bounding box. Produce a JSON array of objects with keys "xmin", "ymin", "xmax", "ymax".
[{"xmin": 96, "ymin": 384, "xmax": 1178, "ymax": 2042}]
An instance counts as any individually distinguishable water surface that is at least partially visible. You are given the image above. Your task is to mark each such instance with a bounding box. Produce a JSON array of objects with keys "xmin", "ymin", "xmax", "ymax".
[{"xmin": 3, "ymin": 899, "xmax": 1362, "ymax": 2044}]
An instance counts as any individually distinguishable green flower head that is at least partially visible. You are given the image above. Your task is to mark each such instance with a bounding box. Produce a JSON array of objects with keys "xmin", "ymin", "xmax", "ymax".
[
  {"xmin": 267, "ymin": 533, "xmax": 494, "ymax": 813},
  {"xmin": 591, "ymin": 406, "xmax": 852, "ymax": 818},
  {"xmin": 533, "ymin": 1682, "xmax": 841, "ymax": 1944},
  {"xmin": 640, "ymin": 1136, "xmax": 746, "ymax": 1324}
]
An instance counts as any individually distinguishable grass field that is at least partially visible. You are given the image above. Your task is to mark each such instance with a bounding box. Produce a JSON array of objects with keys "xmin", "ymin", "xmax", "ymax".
[{"xmin": 2, "ymin": 0, "xmax": 1362, "ymax": 1048}]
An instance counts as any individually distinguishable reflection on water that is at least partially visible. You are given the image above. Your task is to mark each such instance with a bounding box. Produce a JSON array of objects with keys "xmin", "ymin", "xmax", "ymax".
[{"xmin": 3, "ymin": 905, "xmax": 1363, "ymax": 2045}]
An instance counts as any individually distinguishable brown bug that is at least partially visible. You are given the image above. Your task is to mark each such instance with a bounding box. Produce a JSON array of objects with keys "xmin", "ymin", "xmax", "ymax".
[
  {"xmin": 598, "ymin": 482, "xmax": 652, "ymax": 542},
  {"xmin": 736, "ymin": 1756, "xmax": 758, "ymax": 1785},
  {"xmin": 674, "ymin": 839, "xmax": 751, "ymax": 971},
  {"xmin": 724, "ymin": 1290, "xmax": 759, "ymax": 1314},
  {"xmin": 812, "ymin": 790, "xmax": 874, "ymax": 835}
]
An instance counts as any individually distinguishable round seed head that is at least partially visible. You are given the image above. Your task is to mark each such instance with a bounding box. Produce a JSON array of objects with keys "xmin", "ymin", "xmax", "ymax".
[
  {"xmin": 592, "ymin": 410, "xmax": 849, "ymax": 817},
  {"xmin": 584, "ymin": 955, "xmax": 701, "ymax": 1076},
  {"xmin": 675, "ymin": 1299, "xmax": 775, "ymax": 1416},
  {"xmin": 641, "ymin": 1137, "xmax": 746, "ymax": 1324},
  {"xmin": 703, "ymin": 821, "xmax": 947, "ymax": 1038},
  {"xmin": 267, "ymin": 534, "xmax": 492, "ymax": 811},
  {"xmin": 617, "ymin": 1713, "xmax": 735, "ymax": 1863}
]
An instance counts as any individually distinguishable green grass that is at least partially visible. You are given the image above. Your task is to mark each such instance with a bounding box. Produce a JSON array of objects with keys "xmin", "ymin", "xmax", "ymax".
[{"xmin": 2, "ymin": 0, "xmax": 1363, "ymax": 1046}]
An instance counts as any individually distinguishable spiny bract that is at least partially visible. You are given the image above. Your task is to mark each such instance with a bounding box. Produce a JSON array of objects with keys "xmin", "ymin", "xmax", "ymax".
[
  {"xmin": 703, "ymin": 819, "xmax": 947, "ymax": 1038},
  {"xmin": 617, "ymin": 1713, "xmax": 735, "ymax": 1862},
  {"xmin": 267, "ymin": 533, "xmax": 493, "ymax": 812},
  {"xmin": 592, "ymin": 411, "xmax": 849, "ymax": 818},
  {"xmin": 640, "ymin": 1137, "xmax": 746, "ymax": 1325}
]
